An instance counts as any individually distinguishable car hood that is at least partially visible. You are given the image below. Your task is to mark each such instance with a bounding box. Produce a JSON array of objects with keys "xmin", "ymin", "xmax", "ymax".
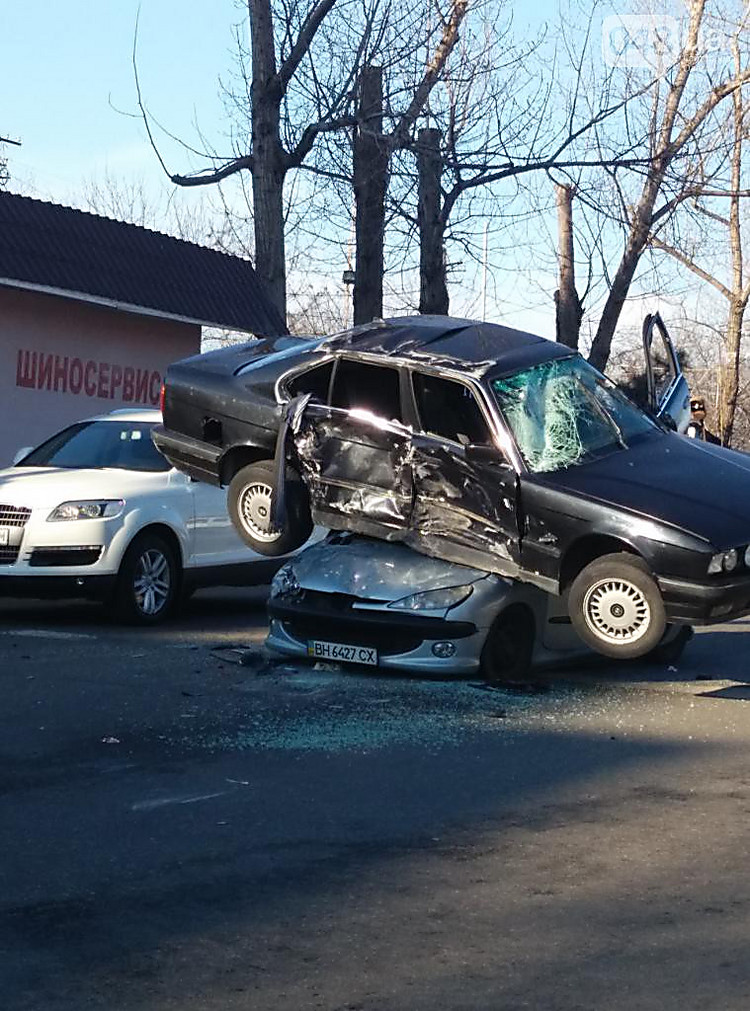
[
  {"xmin": 288, "ymin": 534, "xmax": 490, "ymax": 600},
  {"xmin": 539, "ymin": 433, "xmax": 750, "ymax": 548},
  {"xmin": 0, "ymin": 467, "xmax": 164, "ymax": 510}
]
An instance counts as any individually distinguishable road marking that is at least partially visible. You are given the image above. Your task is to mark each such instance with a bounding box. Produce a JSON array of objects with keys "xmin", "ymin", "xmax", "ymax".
[
  {"xmin": 131, "ymin": 791, "xmax": 227, "ymax": 811},
  {"xmin": 0, "ymin": 629, "xmax": 96, "ymax": 640}
]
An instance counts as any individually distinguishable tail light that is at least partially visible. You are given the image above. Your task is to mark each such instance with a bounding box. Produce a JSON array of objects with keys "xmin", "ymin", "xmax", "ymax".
[{"xmin": 159, "ymin": 382, "xmax": 166, "ymax": 415}]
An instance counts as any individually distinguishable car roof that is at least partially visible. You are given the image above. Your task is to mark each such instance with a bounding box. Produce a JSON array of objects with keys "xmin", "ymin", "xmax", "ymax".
[
  {"xmin": 86, "ymin": 408, "xmax": 161, "ymax": 423},
  {"xmin": 322, "ymin": 315, "xmax": 573, "ymax": 376}
]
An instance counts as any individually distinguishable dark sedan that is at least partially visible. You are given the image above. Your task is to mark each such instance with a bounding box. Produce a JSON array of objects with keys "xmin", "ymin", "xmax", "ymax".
[{"xmin": 153, "ymin": 313, "xmax": 750, "ymax": 660}]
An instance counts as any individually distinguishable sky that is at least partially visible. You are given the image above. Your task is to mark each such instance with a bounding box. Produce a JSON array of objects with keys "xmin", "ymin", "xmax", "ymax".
[
  {"xmin": 1, "ymin": 0, "xmax": 694, "ymax": 345},
  {"xmin": 2, "ymin": 0, "xmax": 241, "ymax": 195}
]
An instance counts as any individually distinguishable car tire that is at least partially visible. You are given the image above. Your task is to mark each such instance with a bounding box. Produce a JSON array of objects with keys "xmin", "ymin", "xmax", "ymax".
[
  {"xmin": 227, "ymin": 460, "xmax": 312, "ymax": 556},
  {"xmin": 569, "ymin": 552, "xmax": 666, "ymax": 659},
  {"xmin": 111, "ymin": 532, "xmax": 179, "ymax": 625},
  {"xmin": 480, "ymin": 605, "xmax": 535, "ymax": 681},
  {"xmin": 646, "ymin": 624, "xmax": 694, "ymax": 665}
]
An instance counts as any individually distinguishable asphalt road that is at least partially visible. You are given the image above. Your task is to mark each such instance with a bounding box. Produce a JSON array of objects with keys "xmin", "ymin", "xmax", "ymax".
[{"xmin": 3, "ymin": 590, "xmax": 750, "ymax": 1010}]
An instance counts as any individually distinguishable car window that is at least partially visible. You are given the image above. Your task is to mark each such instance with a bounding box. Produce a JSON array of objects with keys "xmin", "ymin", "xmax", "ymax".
[
  {"xmin": 330, "ymin": 359, "xmax": 403, "ymax": 421},
  {"xmin": 286, "ymin": 360, "xmax": 333, "ymax": 400},
  {"xmin": 21, "ymin": 421, "xmax": 171, "ymax": 472},
  {"xmin": 646, "ymin": 323, "xmax": 678, "ymax": 401},
  {"xmin": 491, "ymin": 356, "xmax": 657, "ymax": 473},
  {"xmin": 412, "ymin": 372, "xmax": 493, "ymax": 445}
]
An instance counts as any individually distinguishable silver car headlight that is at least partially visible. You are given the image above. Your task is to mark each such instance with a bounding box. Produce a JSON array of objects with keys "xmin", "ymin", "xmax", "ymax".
[
  {"xmin": 388, "ymin": 583, "xmax": 474, "ymax": 612},
  {"xmin": 708, "ymin": 548, "xmax": 740, "ymax": 574},
  {"xmin": 47, "ymin": 500, "xmax": 125, "ymax": 521},
  {"xmin": 271, "ymin": 564, "xmax": 301, "ymax": 599}
]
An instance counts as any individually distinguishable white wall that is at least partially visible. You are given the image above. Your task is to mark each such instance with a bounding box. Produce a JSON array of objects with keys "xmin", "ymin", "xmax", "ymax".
[{"xmin": 0, "ymin": 286, "xmax": 200, "ymax": 467}]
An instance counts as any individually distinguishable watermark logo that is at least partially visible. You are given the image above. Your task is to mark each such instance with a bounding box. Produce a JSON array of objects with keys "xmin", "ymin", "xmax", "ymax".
[{"xmin": 602, "ymin": 14, "xmax": 680, "ymax": 69}]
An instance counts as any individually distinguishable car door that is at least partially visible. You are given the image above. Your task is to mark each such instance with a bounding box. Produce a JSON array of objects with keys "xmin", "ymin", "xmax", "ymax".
[
  {"xmin": 643, "ymin": 313, "xmax": 691, "ymax": 432},
  {"xmin": 407, "ymin": 370, "xmax": 522, "ymax": 577},
  {"xmin": 189, "ymin": 476, "xmax": 251, "ymax": 565},
  {"xmin": 293, "ymin": 358, "xmax": 414, "ymax": 536}
]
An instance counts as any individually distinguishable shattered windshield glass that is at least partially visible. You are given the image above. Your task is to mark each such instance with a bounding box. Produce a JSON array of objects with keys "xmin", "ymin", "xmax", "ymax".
[{"xmin": 491, "ymin": 357, "xmax": 657, "ymax": 473}]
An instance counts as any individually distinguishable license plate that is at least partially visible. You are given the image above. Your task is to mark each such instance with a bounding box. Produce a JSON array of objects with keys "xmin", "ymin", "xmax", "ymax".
[
  {"xmin": 307, "ymin": 640, "xmax": 378, "ymax": 665},
  {"xmin": 0, "ymin": 528, "xmax": 8, "ymax": 546}
]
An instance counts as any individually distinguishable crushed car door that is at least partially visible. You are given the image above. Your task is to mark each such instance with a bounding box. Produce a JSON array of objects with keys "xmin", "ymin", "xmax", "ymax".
[
  {"xmin": 292, "ymin": 358, "xmax": 414, "ymax": 537},
  {"xmin": 643, "ymin": 313, "xmax": 691, "ymax": 433},
  {"xmin": 407, "ymin": 371, "xmax": 522, "ymax": 577}
]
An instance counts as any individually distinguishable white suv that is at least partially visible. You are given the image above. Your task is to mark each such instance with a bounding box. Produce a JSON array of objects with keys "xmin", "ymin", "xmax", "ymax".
[{"xmin": 0, "ymin": 409, "xmax": 281, "ymax": 623}]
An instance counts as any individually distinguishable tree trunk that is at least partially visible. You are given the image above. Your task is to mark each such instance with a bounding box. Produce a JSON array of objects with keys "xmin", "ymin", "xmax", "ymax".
[
  {"xmin": 353, "ymin": 66, "xmax": 388, "ymax": 325},
  {"xmin": 554, "ymin": 183, "xmax": 582, "ymax": 349},
  {"xmin": 417, "ymin": 128, "xmax": 449, "ymax": 315},
  {"xmin": 719, "ymin": 299, "xmax": 746, "ymax": 446},
  {"xmin": 587, "ymin": 210, "xmax": 653, "ymax": 372},
  {"xmin": 249, "ymin": 0, "xmax": 287, "ymax": 323}
]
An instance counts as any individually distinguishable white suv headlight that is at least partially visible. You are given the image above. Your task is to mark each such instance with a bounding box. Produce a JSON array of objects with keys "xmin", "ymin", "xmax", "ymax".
[
  {"xmin": 47, "ymin": 500, "xmax": 125, "ymax": 522},
  {"xmin": 388, "ymin": 584, "xmax": 474, "ymax": 611}
]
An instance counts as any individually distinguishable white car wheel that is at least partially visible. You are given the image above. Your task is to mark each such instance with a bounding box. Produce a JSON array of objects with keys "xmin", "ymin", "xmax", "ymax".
[{"xmin": 112, "ymin": 532, "xmax": 179, "ymax": 625}]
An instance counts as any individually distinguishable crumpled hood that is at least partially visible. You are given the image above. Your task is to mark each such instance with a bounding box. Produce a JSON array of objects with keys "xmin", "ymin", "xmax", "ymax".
[
  {"xmin": 542, "ymin": 433, "xmax": 750, "ymax": 549},
  {"xmin": 0, "ymin": 467, "xmax": 164, "ymax": 510},
  {"xmin": 288, "ymin": 535, "xmax": 489, "ymax": 600}
]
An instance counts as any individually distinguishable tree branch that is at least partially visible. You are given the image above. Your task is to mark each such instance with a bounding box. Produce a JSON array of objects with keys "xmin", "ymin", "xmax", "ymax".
[
  {"xmin": 648, "ymin": 233, "xmax": 731, "ymax": 300},
  {"xmin": 277, "ymin": 0, "xmax": 339, "ymax": 94}
]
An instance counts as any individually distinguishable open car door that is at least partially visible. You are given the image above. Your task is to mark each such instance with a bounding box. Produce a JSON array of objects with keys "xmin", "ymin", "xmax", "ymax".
[{"xmin": 642, "ymin": 313, "xmax": 691, "ymax": 433}]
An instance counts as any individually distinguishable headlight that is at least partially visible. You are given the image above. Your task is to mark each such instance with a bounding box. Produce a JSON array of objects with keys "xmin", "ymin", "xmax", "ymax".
[
  {"xmin": 388, "ymin": 583, "xmax": 474, "ymax": 611},
  {"xmin": 708, "ymin": 548, "xmax": 740, "ymax": 574},
  {"xmin": 47, "ymin": 500, "xmax": 125, "ymax": 522},
  {"xmin": 271, "ymin": 565, "xmax": 301, "ymax": 599},
  {"xmin": 744, "ymin": 545, "xmax": 750, "ymax": 568}
]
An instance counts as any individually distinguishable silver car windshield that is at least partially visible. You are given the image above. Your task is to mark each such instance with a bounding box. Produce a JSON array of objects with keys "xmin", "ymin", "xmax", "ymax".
[
  {"xmin": 491, "ymin": 357, "xmax": 657, "ymax": 474},
  {"xmin": 20, "ymin": 421, "xmax": 170, "ymax": 472}
]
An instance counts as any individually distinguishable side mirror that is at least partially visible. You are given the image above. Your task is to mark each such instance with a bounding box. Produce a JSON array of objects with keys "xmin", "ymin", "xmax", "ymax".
[
  {"xmin": 465, "ymin": 443, "xmax": 511, "ymax": 467},
  {"xmin": 12, "ymin": 447, "xmax": 34, "ymax": 466}
]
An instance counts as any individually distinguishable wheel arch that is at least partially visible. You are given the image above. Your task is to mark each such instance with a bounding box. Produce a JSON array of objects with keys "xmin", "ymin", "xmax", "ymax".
[
  {"xmin": 219, "ymin": 445, "xmax": 274, "ymax": 487},
  {"xmin": 127, "ymin": 522, "xmax": 184, "ymax": 569},
  {"xmin": 491, "ymin": 599, "xmax": 536, "ymax": 638},
  {"xmin": 559, "ymin": 535, "xmax": 641, "ymax": 591}
]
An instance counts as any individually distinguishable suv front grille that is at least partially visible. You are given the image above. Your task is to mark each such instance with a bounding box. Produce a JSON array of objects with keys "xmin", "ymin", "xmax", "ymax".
[
  {"xmin": 0, "ymin": 546, "xmax": 21, "ymax": 565},
  {"xmin": 0, "ymin": 504, "xmax": 32, "ymax": 527}
]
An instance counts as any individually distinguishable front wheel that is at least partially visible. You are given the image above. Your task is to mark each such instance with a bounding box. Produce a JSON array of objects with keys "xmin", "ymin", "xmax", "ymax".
[
  {"xmin": 227, "ymin": 460, "xmax": 312, "ymax": 556},
  {"xmin": 569, "ymin": 552, "xmax": 666, "ymax": 659},
  {"xmin": 111, "ymin": 532, "xmax": 179, "ymax": 625},
  {"xmin": 480, "ymin": 606, "xmax": 535, "ymax": 681}
]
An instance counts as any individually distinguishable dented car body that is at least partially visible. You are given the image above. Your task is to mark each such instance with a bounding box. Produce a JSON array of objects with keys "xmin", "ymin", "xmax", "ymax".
[{"xmin": 154, "ymin": 314, "xmax": 750, "ymax": 657}]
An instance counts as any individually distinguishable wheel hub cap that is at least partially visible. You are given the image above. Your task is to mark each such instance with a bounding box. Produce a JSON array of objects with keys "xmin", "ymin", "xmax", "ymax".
[
  {"xmin": 583, "ymin": 577, "xmax": 651, "ymax": 643},
  {"xmin": 134, "ymin": 549, "xmax": 171, "ymax": 616},
  {"xmin": 239, "ymin": 482, "xmax": 281, "ymax": 543}
]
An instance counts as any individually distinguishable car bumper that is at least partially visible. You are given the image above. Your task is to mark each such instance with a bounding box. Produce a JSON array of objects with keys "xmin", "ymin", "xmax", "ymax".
[
  {"xmin": 266, "ymin": 598, "xmax": 484, "ymax": 675},
  {"xmin": 0, "ymin": 573, "xmax": 117, "ymax": 600},
  {"xmin": 658, "ymin": 573, "xmax": 750, "ymax": 623},
  {"xmin": 151, "ymin": 426, "xmax": 222, "ymax": 485}
]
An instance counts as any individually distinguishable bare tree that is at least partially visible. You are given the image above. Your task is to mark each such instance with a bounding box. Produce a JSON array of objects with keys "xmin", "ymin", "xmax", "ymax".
[
  {"xmin": 584, "ymin": 0, "xmax": 750, "ymax": 372},
  {"xmin": 647, "ymin": 37, "xmax": 750, "ymax": 445},
  {"xmin": 139, "ymin": 0, "xmax": 468, "ymax": 324}
]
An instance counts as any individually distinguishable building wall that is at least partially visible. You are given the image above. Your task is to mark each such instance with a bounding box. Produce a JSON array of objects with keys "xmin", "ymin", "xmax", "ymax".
[{"xmin": 0, "ymin": 286, "xmax": 200, "ymax": 466}]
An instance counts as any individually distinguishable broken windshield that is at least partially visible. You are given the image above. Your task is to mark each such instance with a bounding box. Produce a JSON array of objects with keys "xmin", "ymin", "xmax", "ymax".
[{"xmin": 491, "ymin": 357, "xmax": 657, "ymax": 473}]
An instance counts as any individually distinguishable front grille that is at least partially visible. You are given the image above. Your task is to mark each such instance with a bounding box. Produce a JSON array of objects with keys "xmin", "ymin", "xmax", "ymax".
[
  {"xmin": 0, "ymin": 504, "xmax": 31, "ymax": 527},
  {"xmin": 0, "ymin": 546, "xmax": 20, "ymax": 565},
  {"xmin": 283, "ymin": 618, "xmax": 424, "ymax": 656}
]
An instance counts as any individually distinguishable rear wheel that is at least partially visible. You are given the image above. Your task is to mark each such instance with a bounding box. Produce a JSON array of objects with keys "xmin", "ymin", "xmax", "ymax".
[
  {"xmin": 569, "ymin": 552, "xmax": 665, "ymax": 659},
  {"xmin": 480, "ymin": 606, "xmax": 535, "ymax": 681},
  {"xmin": 227, "ymin": 460, "xmax": 312, "ymax": 556},
  {"xmin": 111, "ymin": 532, "xmax": 179, "ymax": 625}
]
